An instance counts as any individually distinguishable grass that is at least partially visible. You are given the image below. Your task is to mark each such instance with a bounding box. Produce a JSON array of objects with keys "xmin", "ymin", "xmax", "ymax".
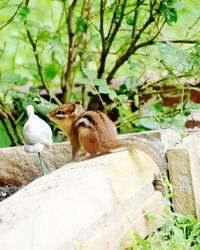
[
  {"xmin": 118, "ymin": 205, "xmax": 200, "ymax": 250},
  {"xmin": 118, "ymin": 177, "xmax": 200, "ymax": 250}
]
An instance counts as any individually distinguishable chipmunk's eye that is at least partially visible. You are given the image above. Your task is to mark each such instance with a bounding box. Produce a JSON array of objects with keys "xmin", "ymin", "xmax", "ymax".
[{"xmin": 56, "ymin": 110, "xmax": 65, "ymax": 115}]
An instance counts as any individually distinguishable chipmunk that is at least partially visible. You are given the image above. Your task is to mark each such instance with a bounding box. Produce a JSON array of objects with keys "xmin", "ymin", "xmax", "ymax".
[{"xmin": 48, "ymin": 102, "xmax": 162, "ymax": 166}]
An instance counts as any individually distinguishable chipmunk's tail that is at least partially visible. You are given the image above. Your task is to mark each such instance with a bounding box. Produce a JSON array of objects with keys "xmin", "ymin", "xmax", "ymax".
[{"xmin": 107, "ymin": 138, "xmax": 164, "ymax": 168}]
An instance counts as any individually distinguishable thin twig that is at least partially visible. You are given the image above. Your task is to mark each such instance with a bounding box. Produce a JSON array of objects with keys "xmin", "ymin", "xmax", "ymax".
[
  {"xmin": 131, "ymin": 0, "xmax": 141, "ymax": 39},
  {"xmin": 98, "ymin": 0, "xmax": 127, "ymax": 78},
  {"xmin": 0, "ymin": 1, "xmax": 23, "ymax": 30},
  {"xmin": 62, "ymin": 0, "xmax": 78, "ymax": 102}
]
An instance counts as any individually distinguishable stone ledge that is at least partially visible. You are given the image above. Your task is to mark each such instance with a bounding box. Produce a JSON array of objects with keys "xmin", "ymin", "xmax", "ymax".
[
  {"xmin": 0, "ymin": 130, "xmax": 176, "ymax": 185},
  {"xmin": 0, "ymin": 148, "xmax": 164, "ymax": 250},
  {"xmin": 0, "ymin": 142, "xmax": 72, "ymax": 185}
]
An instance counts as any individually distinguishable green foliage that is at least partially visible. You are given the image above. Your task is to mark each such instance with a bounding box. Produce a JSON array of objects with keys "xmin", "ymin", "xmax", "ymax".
[
  {"xmin": 121, "ymin": 211, "xmax": 200, "ymax": 250},
  {"xmin": 118, "ymin": 177, "xmax": 200, "ymax": 250},
  {"xmin": 159, "ymin": 0, "xmax": 179, "ymax": 25},
  {"xmin": 0, "ymin": 0, "xmax": 199, "ymax": 146}
]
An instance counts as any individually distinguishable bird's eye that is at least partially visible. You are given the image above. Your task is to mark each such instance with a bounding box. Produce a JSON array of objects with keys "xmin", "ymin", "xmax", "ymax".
[{"xmin": 56, "ymin": 110, "xmax": 65, "ymax": 115}]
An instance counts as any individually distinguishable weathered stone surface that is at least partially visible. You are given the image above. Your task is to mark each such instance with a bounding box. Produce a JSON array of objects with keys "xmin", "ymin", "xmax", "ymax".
[
  {"xmin": 121, "ymin": 129, "xmax": 181, "ymax": 170},
  {"xmin": 179, "ymin": 133, "xmax": 200, "ymax": 218},
  {"xmin": 167, "ymin": 132, "xmax": 200, "ymax": 218},
  {"xmin": 0, "ymin": 142, "xmax": 71, "ymax": 185},
  {"xmin": 0, "ymin": 130, "xmax": 169, "ymax": 186},
  {"xmin": 122, "ymin": 129, "xmax": 181, "ymax": 151},
  {"xmin": 0, "ymin": 148, "xmax": 164, "ymax": 250},
  {"xmin": 167, "ymin": 148, "xmax": 196, "ymax": 217}
]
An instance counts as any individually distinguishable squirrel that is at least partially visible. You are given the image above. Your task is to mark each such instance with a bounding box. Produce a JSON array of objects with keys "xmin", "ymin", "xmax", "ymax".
[{"xmin": 48, "ymin": 102, "xmax": 162, "ymax": 166}]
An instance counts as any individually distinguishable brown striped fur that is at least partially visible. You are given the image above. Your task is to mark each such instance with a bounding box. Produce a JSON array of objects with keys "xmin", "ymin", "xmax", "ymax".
[{"xmin": 48, "ymin": 103, "xmax": 162, "ymax": 167}]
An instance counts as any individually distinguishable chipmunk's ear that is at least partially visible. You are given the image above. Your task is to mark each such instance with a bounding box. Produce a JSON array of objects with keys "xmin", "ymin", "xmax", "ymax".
[{"xmin": 68, "ymin": 103, "xmax": 76, "ymax": 114}]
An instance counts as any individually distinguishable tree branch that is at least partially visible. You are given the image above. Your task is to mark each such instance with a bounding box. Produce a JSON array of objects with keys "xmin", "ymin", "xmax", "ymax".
[
  {"xmin": 107, "ymin": 7, "xmax": 155, "ymax": 82},
  {"xmin": 135, "ymin": 38, "xmax": 197, "ymax": 51},
  {"xmin": 0, "ymin": 1, "xmax": 23, "ymax": 30},
  {"xmin": 131, "ymin": 0, "xmax": 142, "ymax": 39},
  {"xmin": 106, "ymin": 0, "xmax": 197, "ymax": 82},
  {"xmin": 106, "ymin": 0, "xmax": 127, "ymax": 52},
  {"xmin": 26, "ymin": 30, "xmax": 47, "ymax": 91},
  {"xmin": 98, "ymin": 0, "xmax": 127, "ymax": 78},
  {"xmin": 61, "ymin": 0, "xmax": 78, "ymax": 102}
]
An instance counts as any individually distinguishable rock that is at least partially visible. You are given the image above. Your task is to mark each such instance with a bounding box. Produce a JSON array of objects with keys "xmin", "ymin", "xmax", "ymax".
[
  {"xmin": 167, "ymin": 132, "xmax": 200, "ymax": 218},
  {"xmin": 0, "ymin": 131, "xmax": 170, "ymax": 186},
  {"xmin": 167, "ymin": 148, "xmax": 196, "ymax": 217},
  {"xmin": 121, "ymin": 129, "xmax": 181, "ymax": 171},
  {"xmin": 0, "ymin": 148, "xmax": 164, "ymax": 250},
  {"xmin": 0, "ymin": 142, "xmax": 71, "ymax": 185}
]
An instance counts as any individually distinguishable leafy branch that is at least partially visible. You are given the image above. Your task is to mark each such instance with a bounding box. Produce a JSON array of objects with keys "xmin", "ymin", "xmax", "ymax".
[
  {"xmin": 98, "ymin": 0, "xmax": 127, "ymax": 78},
  {"xmin": 107, "ymin": 0, "xmax": 158, "ymax": 82},
  {"xmin": 0, "ymin": 1, "xmax": 23, "ymax": 30},
  {"xmin": 61, "ymin": 0, "xmax": 78, "ymax": 102},
  {"xmin": 24, "ymin": 1, "xmax": 61, "ymax": 104}
]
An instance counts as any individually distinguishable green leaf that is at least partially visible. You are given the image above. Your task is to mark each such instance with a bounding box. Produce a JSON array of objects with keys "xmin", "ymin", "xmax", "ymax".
[
  {"xmin": 2, "ymin": 72, "xmax": 21, "ymax": 84},
  {"xmin": 82, "ymin": 68, "xmax": 96, "ymax": 80},
  {"xmin": 108, "ymin": 90, "xmax": 117, "ymax": 100},
  {"xmin": 166, "ymin": 9, "xmax": 177, "ymax": 25},
  {"xmin": 48, "ymin": 38, "xmax": 65, "ymax": 51},
  {"xmin": 90, "ymin": 88, "xmax": 97, "ymax": 95},
  {"xmin": 93, "ymin": 79, "xmax": 107, "ymax": 86},
  {"xmin": 38, "ymin": 26, "xmax": 52, "ymax": 41},
  {"xmin": 44, "ymin": 63, "xmax": 59, "ymax": 80},
  {"xmin": 126, "ymin": 16, "xmax": 134, "ymax": 26},
  {"xmin": 124, "ymin": 77, "xmax": 137, "ymax": 90},
  {"xmin": 19, "ymin": 7, "xmax": 30, "ymax": 17},
  {"xmin": 159, "ymin": 0, "xmax": 178, "ymax": 25},
  {"xmin": 77, "ymin": 77, "xmax": 88, "ymax": 85},
  {"xmin": 18, "ymin": 76, "xmax": 29, "ymax": 86},
  {"xmin": 29, "ymin": 86, "xmax": 41, "ymax": 94},
  {"xmin": 154, "ymin": 102, "xmax": 163, "ymax": 112},
  {"xmin": 76, "ymin": 17, "xmax": 87, "ymax": 33},
  {"xmin": 99, "ymin": 85, "xmax": 109, "ymax": 94}
]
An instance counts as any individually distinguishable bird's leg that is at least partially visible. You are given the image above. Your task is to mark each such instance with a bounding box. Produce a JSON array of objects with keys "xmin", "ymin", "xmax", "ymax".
[{"xmin": 37, "ymin": 152, "xmax": 46, "ymax": 175}]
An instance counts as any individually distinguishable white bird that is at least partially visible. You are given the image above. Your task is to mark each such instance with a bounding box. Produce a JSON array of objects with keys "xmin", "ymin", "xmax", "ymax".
[{"xmin": 23, "ymin": 105, "xmax": 53, "ymax": 175}]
